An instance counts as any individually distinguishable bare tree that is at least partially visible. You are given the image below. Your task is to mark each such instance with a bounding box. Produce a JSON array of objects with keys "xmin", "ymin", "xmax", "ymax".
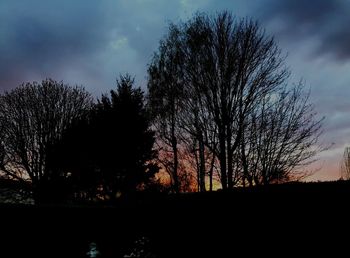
[
  {"xmin": 0, "ymin": 79, "xmax": 93, "ymax": 201},
  {"xmin": 149, "ymin": 12, "xmax": 289, "ymax": 190},
  {"xmin": 240, "ymin": 84, "xmax": 324, "ymax": 185},
  {"xmin": 179, "ymin": 129, "xmax": 218, "ymax": 192},
  {"xmin": 341, "ymin": 147, "xmax": 350, "ymax": 180},
  {"xmin": 148, "ymin": 21, "xmax": 220, "ymax": 192},
  {"xmin": 148, "ymin": 25, "xmax": 186, "ymax": 193}
]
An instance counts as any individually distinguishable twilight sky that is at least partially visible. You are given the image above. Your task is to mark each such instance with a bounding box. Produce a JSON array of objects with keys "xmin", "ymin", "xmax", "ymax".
[{"xmin": 1, "ymin": 0, "xmax": 350, "ymax": 181}]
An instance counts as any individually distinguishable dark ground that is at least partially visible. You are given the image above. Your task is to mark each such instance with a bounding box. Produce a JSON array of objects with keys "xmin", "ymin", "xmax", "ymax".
[{"xmin": 1, "ymin": 181, "xmax": 350, "ymax": 257}]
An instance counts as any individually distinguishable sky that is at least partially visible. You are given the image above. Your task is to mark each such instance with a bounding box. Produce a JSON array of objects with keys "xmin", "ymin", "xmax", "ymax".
[{"xmin": 1, "ymin": 0, "xmax": 349, "ymax": 181}]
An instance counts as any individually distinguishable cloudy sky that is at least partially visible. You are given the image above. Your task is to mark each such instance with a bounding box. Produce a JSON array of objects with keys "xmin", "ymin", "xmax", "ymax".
[{"xmin": 1, "ymin": 0, "xmax": 349, "ymax": 181}]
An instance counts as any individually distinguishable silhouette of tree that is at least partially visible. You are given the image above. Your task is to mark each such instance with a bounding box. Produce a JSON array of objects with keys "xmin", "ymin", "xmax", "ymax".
[
  {"xmin": 240, "ymin": 84, "xmax": 324, "ymax": 185},
  {"xmin": 148, "ymin": 27, "xmax": 185, "ymax": 193},
  {"xmin": 53, "ymin": 75, "xmax": 159, "ymax": 200},
  {"xmin": 341, "ymin": 147, "xmax": 350, "ymax": 180},
  {"xmin": 0, "ymin": 79, "xmax": 93, "ymax": 202},
  {"xmin": 149, "ymin": 12, "xmax": 289, "ymax": 190},
  {"xmin": 48, "ymin": 117, "xmax": 99, "ymax": 200}
]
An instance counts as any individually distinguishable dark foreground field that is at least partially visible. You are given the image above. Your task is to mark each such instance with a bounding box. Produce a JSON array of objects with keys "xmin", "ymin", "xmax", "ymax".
[{"xmin": 1, "ymin": 181, "xmax": 350, "ymax": 257}]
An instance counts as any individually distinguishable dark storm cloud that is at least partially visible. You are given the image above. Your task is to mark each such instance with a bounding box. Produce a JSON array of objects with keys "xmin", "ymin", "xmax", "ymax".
[
  {"xmin": 262, "ymin": 0, "xmax": 338, "ymax": 25},
  {"xmin": 0, "ymin": 0, "xmax": 111, "ymax": 91},
  {"xmin": 257, "ymin": 0, "xmax": 350, "ymax": 61},
  {"xmin": 0, "ymin": 0, "xmax": 184, "ymax": 92},
  {"xmin": 0, "ymin": 0, "xmax": 251, "ymax": 92}
]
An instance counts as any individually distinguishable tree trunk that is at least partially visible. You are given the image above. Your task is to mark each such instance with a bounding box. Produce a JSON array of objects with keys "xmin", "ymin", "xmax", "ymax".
[
  {"xmin": 172, "ymin": 136, "xmax": 179, "ymax": 193},
  {"xmin": 227, "ymin": 125, "xmax": 234, "ymax": 189},
  {"xmin": 209, "ymin": 169, "xmax": 213, "ymax": 191},
  {"xmin": 241, "ymin": 139, "xmax": 249, "ymax": 188},
  {"xmin": 208, "ymin": 154, "xmax": 215, "ymax": 191},
  {"xmin": 218, "ymin": 129, "xmax": 227, "ymax": 190},
  {"xmin": 198, "ymin": 133, "xmax": 206, "ymax": 192},
  {"xmin": 170, "ymin": 103, "xmax": 179, "ymax": 193}
]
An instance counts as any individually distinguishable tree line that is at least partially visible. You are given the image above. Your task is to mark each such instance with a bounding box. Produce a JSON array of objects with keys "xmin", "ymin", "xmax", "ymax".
[
  {"xmin": 0, "ymin": 76, "xmax": 159, "ymax": 203},
  {"xmin": 0, "ymin": 11, "xmax": 323, "ymax": 203}
]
